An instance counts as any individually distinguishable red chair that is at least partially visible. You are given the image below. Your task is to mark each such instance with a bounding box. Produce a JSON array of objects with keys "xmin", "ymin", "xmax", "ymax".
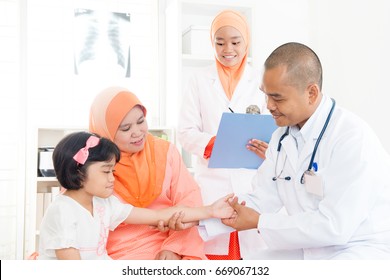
[{"xmin": 206, "ymin": 231, "xmax": 241, "ymax": 260}]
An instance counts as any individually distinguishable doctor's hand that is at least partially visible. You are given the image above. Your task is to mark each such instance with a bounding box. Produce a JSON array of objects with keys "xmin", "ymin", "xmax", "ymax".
[
  {"xmin": 247, "ymin": 139, "xmax": 268, "ymax": 160},
  {"xmin": 221, "ymin": 197, "xmax": 260, "ymax": 231},
  {"xmin": 155, "ymin": 212, "xmax": 198, "ymax": 232}
]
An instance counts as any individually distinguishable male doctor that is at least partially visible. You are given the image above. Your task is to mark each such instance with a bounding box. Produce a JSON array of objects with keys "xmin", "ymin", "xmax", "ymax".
[{"xmin": 221, "ymin": 42, "xmax": 390, "ymax": 259}]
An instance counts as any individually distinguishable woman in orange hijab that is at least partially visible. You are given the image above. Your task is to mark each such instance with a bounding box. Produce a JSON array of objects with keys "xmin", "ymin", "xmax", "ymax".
[
  {"xmin": 89, "ymin": 87, "xmax": 206, "ymax": 260},
  {"xmin": 177, "ymin": 10, "xmax": 269, "ymax": 259}
]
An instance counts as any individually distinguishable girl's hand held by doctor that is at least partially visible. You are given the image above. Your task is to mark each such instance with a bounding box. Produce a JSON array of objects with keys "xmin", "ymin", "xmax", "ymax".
[
  {"xmin": 210, "ymin": 193, "xmax": 236, "ymax": 218},
  {"xmin": 222, "ymin": 196, "xmax": 260, "ymax": 231},
  {"xmin": 153, "ymin": 193, "xmax": 236, "ymax": 232}
]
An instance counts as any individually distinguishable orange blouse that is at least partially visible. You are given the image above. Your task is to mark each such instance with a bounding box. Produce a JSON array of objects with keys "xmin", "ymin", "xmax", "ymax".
[
  {"xmin": 89, "ymin": 87, "xmax": 206, "ymax": 259},
  {"xmin": 107, "ymin": 143, "xmax": 206, "ymax": 259}
]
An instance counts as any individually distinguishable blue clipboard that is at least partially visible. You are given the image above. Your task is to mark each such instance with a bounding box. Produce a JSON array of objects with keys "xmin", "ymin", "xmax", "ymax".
[{"xmin": 208, "ymin": 113, "xmax": 278, "ymax": 169}]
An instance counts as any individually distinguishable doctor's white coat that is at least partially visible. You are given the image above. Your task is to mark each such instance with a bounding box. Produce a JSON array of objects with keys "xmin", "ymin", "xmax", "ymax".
[{"xmin": 243, "ymin": 96, "xmax": 390, "ymax": 259}]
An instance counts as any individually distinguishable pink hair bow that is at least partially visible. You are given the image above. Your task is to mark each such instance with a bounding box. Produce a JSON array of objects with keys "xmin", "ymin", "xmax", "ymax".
[{"xmin": 73, "ymin": 135, "xmax": 100, "ymax": 165}]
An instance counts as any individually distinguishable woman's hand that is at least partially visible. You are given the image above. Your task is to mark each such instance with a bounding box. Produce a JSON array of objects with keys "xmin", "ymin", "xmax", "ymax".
[
  {"xmin": 154, "ymin": 212, "xmax": 198, "ymax": 232},
  {"xmin": 155, "ymin": 250, "xmax": 182, "ymax": 260},
  {"xmin": 247, "ymin": 139, "xmax": 268, "ymax": 159}
]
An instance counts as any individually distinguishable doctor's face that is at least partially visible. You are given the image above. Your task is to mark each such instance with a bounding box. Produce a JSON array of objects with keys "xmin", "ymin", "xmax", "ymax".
[
  {"xmin": 262, "ymin": 65, "xmax": 313, "ymax": 129},
  {"xmin": 114, "ymin": 106, "xmax": 148, "ymax": 154},
  {"xmin": 213, "ymin": 26, "xmax": 247, "ymax": 67}
]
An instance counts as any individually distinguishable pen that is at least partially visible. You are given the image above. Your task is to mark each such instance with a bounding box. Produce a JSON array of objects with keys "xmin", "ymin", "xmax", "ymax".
[{"xmin": 228, "ymin": 107, "xmax": 234, "ymax": 113}]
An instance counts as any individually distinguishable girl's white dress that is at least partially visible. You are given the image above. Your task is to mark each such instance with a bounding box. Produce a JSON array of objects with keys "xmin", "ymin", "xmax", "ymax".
[{"xmin": 38, "ymin": 194, "xmax": 132, "ymax": 260}]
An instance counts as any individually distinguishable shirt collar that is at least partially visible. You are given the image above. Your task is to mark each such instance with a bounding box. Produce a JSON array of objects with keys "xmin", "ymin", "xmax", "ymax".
[{"xmin": 294, "ymin": 95, "xmax": 327, "ymax": 144}]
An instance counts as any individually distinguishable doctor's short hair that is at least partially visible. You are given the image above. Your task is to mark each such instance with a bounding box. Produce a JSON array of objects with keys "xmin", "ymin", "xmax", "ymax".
[
  {"xmin": 264, "ymin": 42, "xmax": 323, "ymax": 91},
  {"xmin": 52, "ymin": 131, "xmax": 120, "ymax": 190}
]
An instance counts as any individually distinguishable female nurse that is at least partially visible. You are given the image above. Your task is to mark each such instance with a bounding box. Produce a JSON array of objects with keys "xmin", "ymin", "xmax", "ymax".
[{"xmin": 177, "ymin": 10, "xmax": 269, "ymax": 259}]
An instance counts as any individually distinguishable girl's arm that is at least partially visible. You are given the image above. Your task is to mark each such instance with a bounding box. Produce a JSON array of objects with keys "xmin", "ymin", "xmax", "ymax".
[
  {"xmin": 124, "ymin": 193, "xmax": 234, "ymax": 226},
  {"xmin": 55, "ymin": 248, "xmax": 81, "ymax": 260}
]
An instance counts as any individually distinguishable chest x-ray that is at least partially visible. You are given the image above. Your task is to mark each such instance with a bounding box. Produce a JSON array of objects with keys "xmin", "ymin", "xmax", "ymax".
[{"xmin": 73, "ymin": 9, "xmax": 131, "ymax": 78}]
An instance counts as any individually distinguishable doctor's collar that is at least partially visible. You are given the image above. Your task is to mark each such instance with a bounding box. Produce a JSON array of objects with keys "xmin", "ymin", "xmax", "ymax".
[{"xmin": 296, "ymin": 95, "xmax": 328, "ymax": 142}]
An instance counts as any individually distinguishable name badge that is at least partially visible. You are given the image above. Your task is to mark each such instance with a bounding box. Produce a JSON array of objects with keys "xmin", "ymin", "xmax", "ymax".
[{"xmin": 303, "ymin": 170, "xmax": 323, "ymax": 197}]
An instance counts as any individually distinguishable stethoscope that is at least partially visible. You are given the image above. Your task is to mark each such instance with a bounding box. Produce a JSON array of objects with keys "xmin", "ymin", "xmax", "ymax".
[{"xmin": 272, "ymin": 98, "xmax": 336, "ymax": 184}]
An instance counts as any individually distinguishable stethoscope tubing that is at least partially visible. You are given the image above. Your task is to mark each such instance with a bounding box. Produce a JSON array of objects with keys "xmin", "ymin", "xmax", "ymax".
[{"xmin": 274, "ymin": 98, "xmax": 336, "ymax": 184}]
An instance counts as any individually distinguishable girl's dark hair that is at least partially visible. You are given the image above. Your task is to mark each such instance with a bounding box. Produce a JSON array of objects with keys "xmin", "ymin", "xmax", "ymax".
[{"xmin": 52, "ymin": 131, "xmax": 120, "ymax": 190}]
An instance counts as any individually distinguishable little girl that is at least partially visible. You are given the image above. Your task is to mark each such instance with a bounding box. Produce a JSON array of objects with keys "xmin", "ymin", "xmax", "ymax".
[{"xmin": 38, "ymin": 131, "xmax": 234, "ymax": 260}]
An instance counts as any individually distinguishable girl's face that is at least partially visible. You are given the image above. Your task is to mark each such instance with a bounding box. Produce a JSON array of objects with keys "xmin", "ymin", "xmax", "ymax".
[
  {"xmin": 82, "ymin": 158, "xmax": 116, "ymax": 198},
  {"xmin": 114, "ymin": 106, "xmax": 148, "ymax": 154},
  {"xmin": 213, "ymin": 26, "xmax": 247, "ymax": 67}
]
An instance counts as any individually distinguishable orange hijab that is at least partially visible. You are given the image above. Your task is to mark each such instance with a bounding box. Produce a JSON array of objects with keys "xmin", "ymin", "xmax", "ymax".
[
  {"xmin": 89, "ymin": 87, "xmax": 169, "ymax": 207},
  {"xmin": 210, "ymin": 10, "xmax": 250, "ymax": 100}
]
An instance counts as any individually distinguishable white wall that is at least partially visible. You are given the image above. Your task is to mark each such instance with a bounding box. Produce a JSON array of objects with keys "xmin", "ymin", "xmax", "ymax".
[
  {"xmin": 0, "ymin": 0, "xmax": 25, "ymax": 260},
  {"xmin": 254, "ymin": 0, "xmax": 390, "ymax": 152},
  {"xmin": 25, "ymin": 0, "xmax": 160, "ymax": 129},
  {"xmin": 311, "ymin": 0, "xmax": 390, "ymax": 153},
  {"xmin": 0, "ymin": 0, "xmax": 160, "ymax": 260}
]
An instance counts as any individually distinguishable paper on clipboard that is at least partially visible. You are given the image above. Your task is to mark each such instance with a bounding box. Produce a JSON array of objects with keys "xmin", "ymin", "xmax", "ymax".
[{"xmin": 208, "ymin": 113, "xmax": 278, "ymax": 169}]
